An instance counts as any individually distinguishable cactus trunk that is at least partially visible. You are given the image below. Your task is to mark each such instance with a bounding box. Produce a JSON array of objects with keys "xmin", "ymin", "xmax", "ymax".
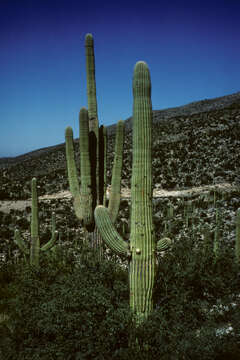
[
  {"xmin": 108, "ymin": 120, "xmax": 124, "ymax": 223},
  {"xmin": 236, "ymin": 209, "xmax": 240, "ymax": 263},
  {"xmin": 94, "ymin": 61, "xmax": 162, "ymax": 322},
  {"xmin": 14, "ymin": 178, "xmax": 58, "ymax": 265},
  {"xmin": 85, "ymin": 33, "xmax": 100, "ymax": 205},
  {"xmin": 129, "ymin": 61, "xmax": 155, "ymax": 320}
]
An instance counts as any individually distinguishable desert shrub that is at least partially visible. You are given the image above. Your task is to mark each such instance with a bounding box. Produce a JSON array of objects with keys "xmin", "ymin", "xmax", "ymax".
[
  {"xmin": 1, "ymin": 234, "xmax": 240, "ymax": 359},
  {"xmin": 0, "ymin": 250, "xmax": 132, "ymax": 360}
]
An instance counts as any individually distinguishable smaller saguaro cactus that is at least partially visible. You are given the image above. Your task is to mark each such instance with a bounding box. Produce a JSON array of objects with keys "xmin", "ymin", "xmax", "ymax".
[
  {"xmin": 213, "ymin": 207, "xmax": 221, "ymax": 259},
  {"xmin": 235, "ymin": 208, "xmax": 240, "ymax": 263},
  {"xmin": 14, "ymin": 178, "xmax": 58, "ymax": 267},
  {"xmin": 202, "ymin": 223, "xmax": 212, "ymax": 256}
]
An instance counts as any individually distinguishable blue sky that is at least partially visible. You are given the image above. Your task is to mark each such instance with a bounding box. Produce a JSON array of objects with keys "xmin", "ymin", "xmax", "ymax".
[{"xmin": 1, "ymin": 0, "xmax": 240, "ymax": 157}]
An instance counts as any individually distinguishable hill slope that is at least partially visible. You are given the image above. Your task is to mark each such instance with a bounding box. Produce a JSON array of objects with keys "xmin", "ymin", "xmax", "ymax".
[{"xmin": 0, "ymin": 91, "xmax": 240, "ymax": 200}]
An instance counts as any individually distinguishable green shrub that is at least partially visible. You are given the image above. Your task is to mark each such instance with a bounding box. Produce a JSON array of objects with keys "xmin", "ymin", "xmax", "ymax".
[
  {"xmin": 1, "ymin": 235, "xmax": 240, "ymax": 359},
  {"xmin": 0, "ymin": 250, "xmax": 132, "ymax": 359}
]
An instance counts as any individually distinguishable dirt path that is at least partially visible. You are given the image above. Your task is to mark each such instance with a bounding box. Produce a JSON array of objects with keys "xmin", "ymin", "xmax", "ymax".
[{"xmin": 0, "ymin": 182, "xmax": 236, "ymax": 214}]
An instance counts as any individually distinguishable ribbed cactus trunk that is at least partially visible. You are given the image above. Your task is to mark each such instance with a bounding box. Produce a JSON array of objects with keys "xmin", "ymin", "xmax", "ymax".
[
  {"xmin": 79, "ymin": 108, "xmax": 93, "ymax": 230},
  {"xmin": 129, "ymin": 61, "xmax": 155, "ymax": 320},
  {"xmin": 85, "ymin": 33, "xmax": 100, "ymax": 206},
  {"xmin": 235, "ymin": 209, "xmax": 240, "ymax": 263},
  {"xmin": 108, "ymin": 120, "xmax": 124, "ymax": 224},
  {"xmin": 94, "ymin": 61, "xmax": 171, "ymax": 322}
]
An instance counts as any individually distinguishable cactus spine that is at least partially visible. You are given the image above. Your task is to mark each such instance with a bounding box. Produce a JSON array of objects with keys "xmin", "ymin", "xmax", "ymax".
[
  {"xmin": 14, "ymin": 178, "xmax": 58, "ymax": 267},
  {"xmin": 94, "ymin": 62, "xmax": 171, "ymax": 321}
]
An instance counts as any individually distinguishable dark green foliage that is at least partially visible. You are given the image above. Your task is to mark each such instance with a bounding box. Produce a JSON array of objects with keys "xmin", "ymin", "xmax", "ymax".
[
  {"xmin": 0, "ymin": 249, "xmax": 132, "ymax": 359},
  {"xmin": 1, "ymin": 231, "xmax": 240, "ymax": 359}
]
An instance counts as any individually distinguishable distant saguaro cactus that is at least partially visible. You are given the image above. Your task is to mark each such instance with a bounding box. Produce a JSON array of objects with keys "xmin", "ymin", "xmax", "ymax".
[
  {"xmin": 94, "ymin": 62, "xmax": 171, "ymax": 322},
  {"xmin": 14, "ymin": 178, "xmax": 58, "ymax": 267},
  {"xmin": 235, "ymin": 208, "xmax": 240, "ymax": 263}
]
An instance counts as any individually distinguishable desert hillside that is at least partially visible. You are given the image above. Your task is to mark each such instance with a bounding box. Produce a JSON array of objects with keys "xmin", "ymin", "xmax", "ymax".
[{"xmin": 0, "ymin": 92, "xmax": 240, "ymax": 200}]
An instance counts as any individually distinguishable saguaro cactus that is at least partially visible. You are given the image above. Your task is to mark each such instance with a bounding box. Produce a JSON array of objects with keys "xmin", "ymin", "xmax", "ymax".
[
  {"xmin": 235, "ymin": 208, "xmax": 240, "ymax": 263},
  {"xmin": 94, "ymin": 61, "xmax": 171, "ymax": 321},
  {"xmin": 65, "ymin": 109, "xmax": 125, "ymax": 251},
  {"xmin": 213, "ymin": 207, "xmax": 221, "ymax": 260},
  {"xmin": 65, "ymin": 33, "xmax": 125, "ymax": 254},
  {"xmin": 14, "ymin": 178, "xmax": 58, "ymax": 267}
]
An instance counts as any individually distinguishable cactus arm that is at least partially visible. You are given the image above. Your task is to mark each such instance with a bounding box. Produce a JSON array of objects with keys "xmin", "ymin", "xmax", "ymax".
[
  {"xmin": 30, "ymin": 178, "xmax": 40, "ymax": 267},
  {"xmin": 40, "ymin": 212, "xmax": 58, "ymax": 252},
  {"xmin": 94, "ymin": 206, "xmax": 130, "ymax": 257},
  {"xmin": 99, "ymin": 125, "xmax": 106, "ymax": 205},
  {"xmin": 85, "ymin": 33, "xmax": 98, "ymax": 134},
  {"xmin": 108, "ymin": 120, "xmax": 124, "ymax": 224},
  {"xmin": 79, "ymin": 107, "xmax": 94, "ymax": 228},
  {"xmin": 65, "ymin": 126, "xmax": 80, "ymax": 198},
  {"xmin": 65, "ymin": 126, "xmax": 82, "ymax": 220},
  {"xmin": 235, "ymin": 208, "xmax": 240, "ymax": 262},
  {"xmin": 103, "ymin": 126, "xmax": 107, "ymax": 207},
  {"xmin": 129, "ymin": 61, "xmax": 155, "ymax": 320},
  {"xmin": 14, "ymin": 229, "xmax": 29, "ymax": 255},
  {"xmin": 85, "ymin": 33, "xmax": 100, "ymax": 205},
  {"xmin": 41, "ymin": 231, "xmax": 58, "ymax": 252},
  {"xmin": 156, "ymin": 237, "xmax": 172, "ymax": 252}
]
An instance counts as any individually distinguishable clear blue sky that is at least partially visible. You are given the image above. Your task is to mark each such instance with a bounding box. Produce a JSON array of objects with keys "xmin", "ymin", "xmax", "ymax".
[{"xmin": 1, "ymin": 0, "xmax": 240, "ymax": 157}]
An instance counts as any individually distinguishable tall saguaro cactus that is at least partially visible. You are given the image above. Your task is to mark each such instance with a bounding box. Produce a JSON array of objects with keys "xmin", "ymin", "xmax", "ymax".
[
  {"xmin": 65, "ymin": 34, "xmax": 125, "ymax": 254},
  {"xmin": 94, "ymin": 62, "xmax": 171, "ymax": 321},
  {"xmin": 14, "ymin": 178, "xmax": 58, "ymax": 267},
  {"xmin": 129, "ymin": 61, "xmax": 155, "ymax": 319}
]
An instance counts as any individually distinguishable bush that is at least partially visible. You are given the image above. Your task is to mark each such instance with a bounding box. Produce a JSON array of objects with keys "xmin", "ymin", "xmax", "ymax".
[
  {"xmin": 0, "ymin": 250, "xmax": 132, "ymax": 359},
  {"xmin": 1, "ymin": 236, "xmax": 240, "ymax": 359}
]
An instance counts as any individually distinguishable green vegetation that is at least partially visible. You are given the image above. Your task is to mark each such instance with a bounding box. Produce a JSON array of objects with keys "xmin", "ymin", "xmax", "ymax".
[{"xmin": 1, "ymin": 228, "xmax": 240, "ymax": 359}]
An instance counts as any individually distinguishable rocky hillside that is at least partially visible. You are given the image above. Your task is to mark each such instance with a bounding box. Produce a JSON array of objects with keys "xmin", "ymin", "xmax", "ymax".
[{"xmin": 0, "ymin": 92, "xmax": 240, "ymax": 200}]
